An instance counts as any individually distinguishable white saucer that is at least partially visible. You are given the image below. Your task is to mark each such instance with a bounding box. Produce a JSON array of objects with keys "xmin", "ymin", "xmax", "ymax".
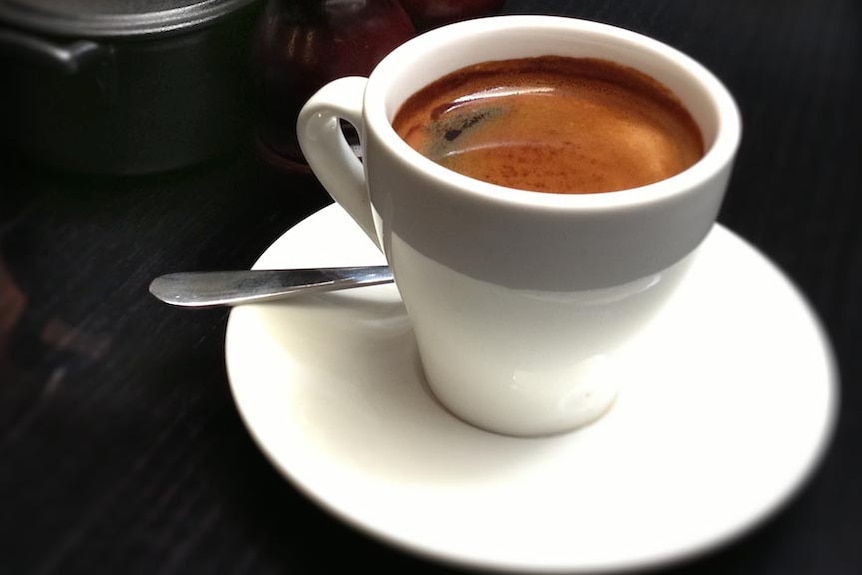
[{"xmin": 225, "ymin": 203, "xmax": 838, "ymax": 573}]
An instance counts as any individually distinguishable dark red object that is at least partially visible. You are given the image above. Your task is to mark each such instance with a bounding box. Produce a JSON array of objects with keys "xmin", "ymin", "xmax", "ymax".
[
  {"xmin": 251, "ymin": 0, "xmax": 415, "ymax": 169},
  {"xmin": 398, "ymin": 0, "xmax": 504, "ymax": 30}
]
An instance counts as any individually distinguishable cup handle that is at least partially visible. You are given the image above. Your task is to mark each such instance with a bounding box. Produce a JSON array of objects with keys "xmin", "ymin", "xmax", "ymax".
[{"xmin": 297, "ymin": 76, "xmax": 381, "ymax": 250}]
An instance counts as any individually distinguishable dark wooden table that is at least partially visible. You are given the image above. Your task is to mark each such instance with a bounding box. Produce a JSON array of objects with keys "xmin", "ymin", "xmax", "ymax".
[{"xmin": 2, "ymin": 1, "xmax": 859, "ymax": 573}]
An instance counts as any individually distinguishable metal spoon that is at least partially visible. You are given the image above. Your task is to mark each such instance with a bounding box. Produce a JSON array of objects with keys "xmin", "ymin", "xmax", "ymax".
[{"xmin": 149, "ymin": 266, "xmax": 394, "ymax": 308}]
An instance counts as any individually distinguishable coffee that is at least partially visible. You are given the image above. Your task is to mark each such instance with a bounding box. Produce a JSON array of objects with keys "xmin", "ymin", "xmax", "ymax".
[{"xmin": 393, "ymin": 56, "xmax": 704, "ymax": 194}]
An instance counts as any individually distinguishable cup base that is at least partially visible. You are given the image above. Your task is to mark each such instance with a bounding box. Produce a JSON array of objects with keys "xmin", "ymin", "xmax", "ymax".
[{"xmin": 419, "ymin": 355, "xmax": 621, "ymax": 437}]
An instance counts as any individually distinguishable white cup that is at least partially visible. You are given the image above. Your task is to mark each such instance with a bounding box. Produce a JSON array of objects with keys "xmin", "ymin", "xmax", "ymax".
[{"xmin": 297, "ymin": 15, "xmax": 741, "ymax": 436}]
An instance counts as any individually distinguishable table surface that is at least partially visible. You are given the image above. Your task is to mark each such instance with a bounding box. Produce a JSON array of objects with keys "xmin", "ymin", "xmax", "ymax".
[{"xmin": 1, "ymin": 1, "xmax": 860, "ymax": 573}]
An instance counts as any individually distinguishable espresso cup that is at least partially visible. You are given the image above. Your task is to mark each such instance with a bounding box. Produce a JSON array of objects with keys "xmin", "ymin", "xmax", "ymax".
[{"xmin": 297, "ymin": 16, "xmax": 741, "ymax": 436}]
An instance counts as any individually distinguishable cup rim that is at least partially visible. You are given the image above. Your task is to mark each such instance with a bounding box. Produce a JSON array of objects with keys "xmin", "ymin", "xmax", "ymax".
[{"xmin": 364, "ymin": 15, "xmax": 741, "ymax": 211}]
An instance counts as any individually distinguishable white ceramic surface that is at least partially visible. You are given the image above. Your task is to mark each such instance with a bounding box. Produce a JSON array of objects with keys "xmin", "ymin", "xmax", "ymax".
[
  {"xmin": 225, "ymin": 204, "xmax": 837, "ymax": 574},
  {"xmin": 297, "ymin": 16, "xmax": 742, "ymax": 435}
]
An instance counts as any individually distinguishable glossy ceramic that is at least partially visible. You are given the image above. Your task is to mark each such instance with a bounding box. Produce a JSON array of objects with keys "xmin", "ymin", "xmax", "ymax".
[
  {"xmin": 297, "ymin": 16, "xmax": 741, "ymax": 435},
  {"xmin": 225, "ymin": 204, "xmax": 837, "ymax": 573}
]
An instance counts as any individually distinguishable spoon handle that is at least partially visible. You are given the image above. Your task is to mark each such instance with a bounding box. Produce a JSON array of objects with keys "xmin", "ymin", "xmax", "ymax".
[{"xmin": 149, "ymin": 266, "xmax": 394, "ymax": 308}]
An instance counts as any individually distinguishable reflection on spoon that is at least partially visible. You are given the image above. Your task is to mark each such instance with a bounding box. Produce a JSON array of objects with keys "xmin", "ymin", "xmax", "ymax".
[{"xmin": 149, "ymin": 266, "xmax": 394, "ymax": 308}]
